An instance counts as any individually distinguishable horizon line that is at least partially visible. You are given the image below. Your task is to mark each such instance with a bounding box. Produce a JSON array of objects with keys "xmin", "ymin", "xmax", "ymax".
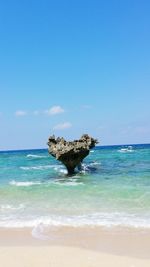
[{"xmin": 0, "ymin": 142, "xmax": 150, "ymax": 153}]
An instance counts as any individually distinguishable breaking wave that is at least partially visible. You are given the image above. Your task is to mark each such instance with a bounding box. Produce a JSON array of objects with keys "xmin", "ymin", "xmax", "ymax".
[
  {"xmin": 80, "ymin": 162, "xmax": 101, "ymax": 173},
  {"xmin": 20, "ymin": 165, "xmax": 58, "ymax": 170},
  {"xmin": 10, "ymin": 180, "xmax": 42, "ymax": 187},
  {"xmin": 53, "ymin": 178, "xmax": 84, "ymax": 186},
  {"xmin": 26, "ymin": 154, "xmax": 48, "ymax": 159},
  {"xmin": 0, "ymin": 212, "xmax": 150, "ymax": 230},
  {"xmin": 0, "ymin": 204, "xmax": 25, "ymax": 211},
  {"xmin": 118, "ymin": 146, "xmax": 134, "ymax": 153}
]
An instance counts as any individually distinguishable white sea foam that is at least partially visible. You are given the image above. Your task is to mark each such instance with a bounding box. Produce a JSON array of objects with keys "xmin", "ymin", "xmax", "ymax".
[
  {"xmin": 32, "ymin": 223, "xmax": 51, "ymax": 240},
  {"xmin": 80, "ymin": 162, "xmax": 101, "ymax": 173},
  {"xmin": 59, "ymin": 169, "xmax": 68, "ymax": 174},
  {"xmin": 118, "ymin": 146, "xmax": 134, "ymax": 153},
  {"xmin": 26, "ymin": 154, "xmax": 48, "ymax": 158},
  {"xmin": 0, "ymin": 212, "xmax": 150, "ymax": 230},
  {"xmin": 90, "ymin": 162, "xmax": 101, "ymax": 166},
  {"xmin": 53, "ymin": 179, "xmax": 84, "ymax": 186},
  {"xmin": 10, "ymin": 180, "xmax": 42, "ymax": 187},
  {"xmin": 20, "ymin": 165, "xmax": 57, "ymax": 170},
  {"xmin": 0, "ymin": 204, "xmax": 25, "ymax": 211}
]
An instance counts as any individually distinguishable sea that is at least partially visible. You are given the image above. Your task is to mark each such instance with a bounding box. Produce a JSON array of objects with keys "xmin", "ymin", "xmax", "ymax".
[{"xmin": 0, "ymin": 144, "xmax": 150, "ymax": 236}]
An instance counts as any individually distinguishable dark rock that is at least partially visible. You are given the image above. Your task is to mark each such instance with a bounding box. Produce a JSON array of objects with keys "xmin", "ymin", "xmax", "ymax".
[{"xmin": 47, "ymin": 134, "xmax": 98, "ymax": 175}]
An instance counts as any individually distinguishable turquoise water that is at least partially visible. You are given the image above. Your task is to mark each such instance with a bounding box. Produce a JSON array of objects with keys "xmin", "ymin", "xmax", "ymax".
[{"xmin": 0, "ymin": 144, "xmax": 150, "ymax": 229}]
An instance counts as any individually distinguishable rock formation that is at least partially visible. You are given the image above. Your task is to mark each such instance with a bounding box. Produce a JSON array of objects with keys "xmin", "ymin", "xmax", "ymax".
[{"xmin": 47, "ymin": 134, "xmax": 98, "ymax": 175}]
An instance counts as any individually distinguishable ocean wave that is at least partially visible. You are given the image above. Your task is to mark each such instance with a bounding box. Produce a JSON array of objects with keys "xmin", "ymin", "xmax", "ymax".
[
  {"xmin": 20, "ymin": 165, "xmax": 58, "ymax": 171},
  {"xmin": 10, "ymin": 180, "xmax": 42, "ymax": 187},
  {"xmin": 20, "ymin": 162, "xmax": 100, "ymax": 174},
  {"xmin": 9, "ymin": 178, "xmax": 83, "ymax": 187},
  {"xmin": 80, "ymin": 162, "xmax": 101, "ymax": 173},
  {"xmin": 32, "ymin": 213, "xmax": 150, "ymax": 240},
  {"xmin": 118, "ymin": 146, "xmax": 134, "ymax": 153},
  {"xmin": 59, "ymin": 169, "xmax": 68, "ymax": 174},
  {"xmin": 26, "ymin": 154, "xmax": 48, "ymax": 159},
  {"xmin": 0, "ymin": 212, "xmax": 150, "ymax": 230},
  {"xmin": 53, "ymin": 178, "xmax": 84, "ymax": 186},
  {"xmin": 0, "ymin": 204, "xmax": 25, "ymax": 211}
]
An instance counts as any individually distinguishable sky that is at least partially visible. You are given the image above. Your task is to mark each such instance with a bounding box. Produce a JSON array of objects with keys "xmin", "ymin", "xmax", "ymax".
[{"xmin": 0, "ymin": 0, "xmax": 150, "ymax": 150}]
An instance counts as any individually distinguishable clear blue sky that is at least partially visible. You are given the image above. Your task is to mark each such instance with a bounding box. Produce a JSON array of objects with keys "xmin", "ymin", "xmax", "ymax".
[{"xmin": 0, "ymin": 0, "xmax": 150, "ymax": 150}]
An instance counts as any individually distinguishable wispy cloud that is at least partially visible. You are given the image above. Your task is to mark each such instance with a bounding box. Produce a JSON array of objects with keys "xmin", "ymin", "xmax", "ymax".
[
  {"xmin": 53, "ymin": 122, "xmax": 72, "ymax": 130},
  {"xmin": 44, "ymin": 106, "xmax": 64, "ymax": 116},
  {"xmin": 14, "ymin": 106, "xmax": 65, "ymax": 117},
  {"xmin": 15, "ymin": 110, "xmax": 27, "ymax": 116}
]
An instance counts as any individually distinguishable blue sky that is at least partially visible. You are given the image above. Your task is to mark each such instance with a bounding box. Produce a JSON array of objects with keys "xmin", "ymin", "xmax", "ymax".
[{"xmin": 0, "ymin": 0, "xmax": 150, "ymax": 150}]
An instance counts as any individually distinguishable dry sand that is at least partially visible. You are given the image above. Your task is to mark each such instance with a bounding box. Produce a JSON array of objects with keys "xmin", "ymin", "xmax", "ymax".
[
  {"xmin": 1, "ymin": 246, "xmax": 150, "ymax": 267},
  {"xmin": 0, "ymin": 227, "xmax": 150, "ymax": 267}
]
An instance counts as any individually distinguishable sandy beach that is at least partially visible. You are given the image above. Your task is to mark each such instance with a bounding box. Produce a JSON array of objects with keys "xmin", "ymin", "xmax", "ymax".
[
  {"xmin": 0, "ymin": 226, "xmax": 150, "ymax": 267},
  {"xmin": 1, "ymin": 245, "xmax": 150, "ymax": 267}
]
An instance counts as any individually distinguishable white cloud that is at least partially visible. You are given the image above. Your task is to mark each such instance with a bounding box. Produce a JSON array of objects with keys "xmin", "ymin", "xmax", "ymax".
[
  {"xmin": 15, "ymin": 110, "xmax": 27, "ymax": 116},
  {"xmin": 14, "ymin": 106, "xmax": 64, "ymax": 117},
  {"xmin": 45, "ymin": 106, "xmax": 64, "ymax": 116},
  {"xmin": 53, "ymin": 122, "xmax": 72, "ymax": 130}
]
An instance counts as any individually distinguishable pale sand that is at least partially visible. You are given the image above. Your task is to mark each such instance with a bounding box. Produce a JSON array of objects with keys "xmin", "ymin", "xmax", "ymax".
[
  {"xmin": 0, "ymin": 227, "xmax": 150, "ymax": 267},
  {"xmin": 1, "ymin": 246, "xmax": 150, "ymax": 267}
]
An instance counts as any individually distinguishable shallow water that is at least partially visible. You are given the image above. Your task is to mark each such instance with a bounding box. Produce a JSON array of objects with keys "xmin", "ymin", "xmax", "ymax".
[{"xmin": 0, "ymin": 144, "xmax": 150, "ymax": 229}]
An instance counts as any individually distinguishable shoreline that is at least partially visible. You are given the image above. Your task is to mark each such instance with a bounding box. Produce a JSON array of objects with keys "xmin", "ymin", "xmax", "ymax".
[{"xmin": 0, "ymin": 226, "xmax": 150, "ymax": 267}]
